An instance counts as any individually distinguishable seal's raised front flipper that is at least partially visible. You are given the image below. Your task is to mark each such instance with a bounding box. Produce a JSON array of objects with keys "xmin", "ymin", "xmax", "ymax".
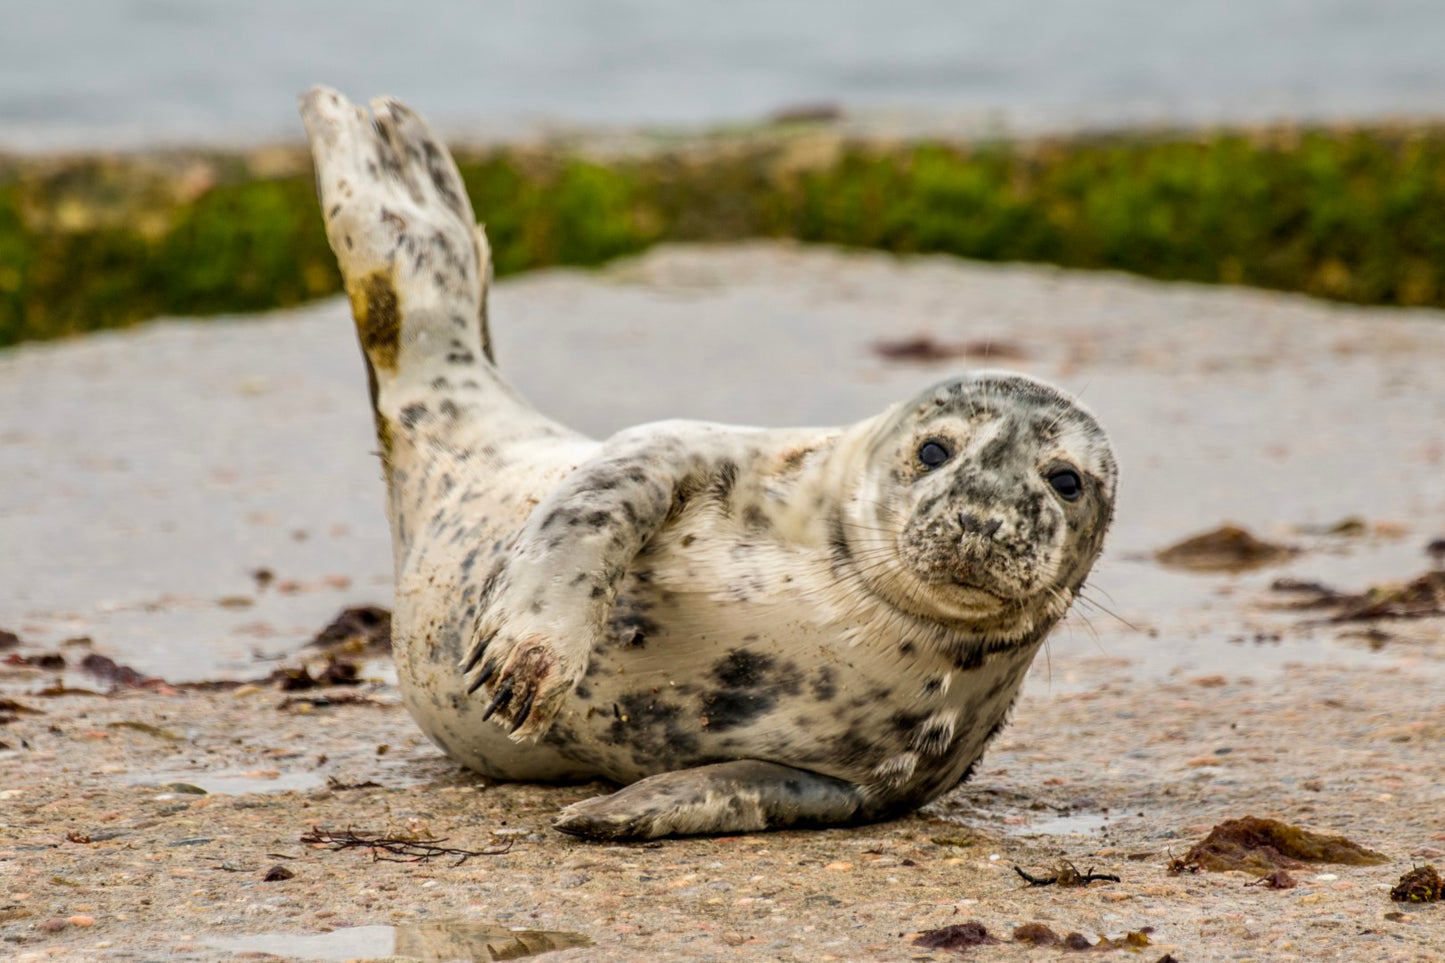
[{"xmin": 551, "ymin": 760, "xmax": 869, "ymax": 840}]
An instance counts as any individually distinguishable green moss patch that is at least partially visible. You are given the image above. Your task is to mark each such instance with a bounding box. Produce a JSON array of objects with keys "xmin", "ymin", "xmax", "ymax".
[{"xmin": 4, "ymin": 122, "xmax": 1445, "ymax": 348}]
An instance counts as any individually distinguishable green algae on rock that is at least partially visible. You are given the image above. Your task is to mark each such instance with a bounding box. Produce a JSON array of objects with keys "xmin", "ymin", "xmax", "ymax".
[{"xmin": 5, "ymin": 122, "xmax": 1445, "ymax": 348}]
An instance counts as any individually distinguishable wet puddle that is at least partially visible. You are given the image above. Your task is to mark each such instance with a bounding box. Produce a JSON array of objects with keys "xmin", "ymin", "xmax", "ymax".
[
  {"xmin": 1008, "ymin": 809, "xmax": 1112, "ymax": 838},
  {"xmin": 205, "ymin": 922, "xmax": 591, "ymax": 961}
]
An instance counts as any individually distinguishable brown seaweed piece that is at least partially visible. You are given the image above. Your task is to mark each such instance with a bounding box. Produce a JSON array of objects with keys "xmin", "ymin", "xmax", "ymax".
[
  {"xmin": 912, "ymin": 922, "xmax": 1000, "ymax": 951},
  {"xmin": 1171, "ymin": 816, "xmax": 1388, "ymax": 875},
  {"xmin": 1012, "ymin": 923, "xmax": 1061, "ymax": 946},
  {"xmin": 1331, "ymin": 570, "xmax": 1445, "ymax": 621},
  {"xmin": 79, "ymin": 653, "xmax": 176, "ymax": 692},
  {"xmin": 1156, "ymin": 525, "xmax": 1298, "ymax": 573},
  {"xmin": 1389, "ymin": 865, "xmax": 1442, "ymax": 903},
  {"xmin": 308, "ymin": 605, "xmax": 392, "ymax": 654},
  {"xmin": 872, "ymin": 335, "xmax": 1029, "ymax": 364},
  {"xmin": 1271, "ymin": 570, "xmax": 1445, "ymax": 621}
]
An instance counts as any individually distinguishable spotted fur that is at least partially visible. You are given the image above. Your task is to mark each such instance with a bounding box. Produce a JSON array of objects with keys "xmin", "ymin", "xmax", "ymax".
[{"xmin": 300, "ymin": 89, "xmax": 1118, "ymax": 840}]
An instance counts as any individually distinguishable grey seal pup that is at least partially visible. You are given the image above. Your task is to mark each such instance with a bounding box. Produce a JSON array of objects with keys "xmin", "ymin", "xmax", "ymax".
[{"xmin": 298, "ymin": 88, "xmax": 1118, "ymax": 840}]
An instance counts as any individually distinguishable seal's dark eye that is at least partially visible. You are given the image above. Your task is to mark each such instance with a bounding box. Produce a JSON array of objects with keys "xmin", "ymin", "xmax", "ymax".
[
  {"xmin": 1047, "ymin": 469, "xmax": 1083, "ymax": 501},
  {"xmin": 917, "ymin": 440, "xmax": 952, "ymax": 469}
]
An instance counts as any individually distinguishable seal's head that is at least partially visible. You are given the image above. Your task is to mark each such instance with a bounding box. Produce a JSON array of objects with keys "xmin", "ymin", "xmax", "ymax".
[{"xmin": 846, "ymin": 373, "xmax": 1116, "ymax": 636}]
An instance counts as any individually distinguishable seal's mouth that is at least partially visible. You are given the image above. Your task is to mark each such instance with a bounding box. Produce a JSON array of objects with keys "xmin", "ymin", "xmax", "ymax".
[{"xmin": 946, "ymin": 578, "xmax": 1009, "ymax": 609}]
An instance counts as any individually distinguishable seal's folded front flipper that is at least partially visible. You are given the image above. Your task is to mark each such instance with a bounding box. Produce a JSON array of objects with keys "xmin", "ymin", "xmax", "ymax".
[{"xmin": 551, "ymin": 760, "xmax": 868, "ymax": 840}]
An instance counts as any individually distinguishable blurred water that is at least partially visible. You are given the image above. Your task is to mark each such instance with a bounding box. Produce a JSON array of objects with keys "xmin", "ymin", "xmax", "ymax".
[{"xmin": 5, "ymin": 0, "xmax": 1445, "ymax": 152}]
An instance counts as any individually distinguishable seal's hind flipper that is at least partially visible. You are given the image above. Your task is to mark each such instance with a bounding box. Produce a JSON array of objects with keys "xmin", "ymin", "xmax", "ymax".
[
  {"xmin": 299, "ymin": 87, "xmax": 494, "ymax": 382},
  {"xmin": 299, "ymin": 88, "xmax": 549, "ymax": 562},
  {"xmin": 551, "ymin": 760, "xmax": 866, "ymax": 840}
]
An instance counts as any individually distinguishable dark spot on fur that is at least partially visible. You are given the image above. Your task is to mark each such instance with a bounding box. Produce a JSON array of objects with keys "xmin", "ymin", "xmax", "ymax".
[
  {"xmin": 712, "ymin": 650, "xmax": 774, "ymax": 688},
  {"xmin": 742, "ymin": 504, "xmax": 770, "ymax": 531},
  {"xmin": 890, "ymin": 710, "xmax": 928, "ymax": 736},
  {"xmin": 608, "ymin": 601, "xmax": 658, "ymax": 649},
  {"xmin": 353, "ymin": 273, "xmax": 401, "ymax": 372},
  {"xmin": 827, "ymin": 511, "xmax": 851, "ymax": 568},
  {"xmin": 439, "ymin": 399, "xmax": 460, "ymax": 419},
  {"xmin": 698, "ymin": 650, "xmax": 805, "ymax": 732},
  {"xmin": 602, "ymin": 691, "xmax": 700, "ymax": 763},
  {"xmin": 699, "ymin": 689, "xmax": 777, "ymax": 732},
  {"xmin": 583, "ymin": 474, "xmax": 621, "ymax": 492},
  {"xmin": 810, "ymin": 666, "xmax": 837, "ymax": 701},
  {"xmin": 709, "ymin": 461, "xmax": 738, "ymax": 506},
  {"xmin": 815, "ymin": 729, "xmax": 879, "ymax": 771},
  {"xmin": 898, "ymin": 640, "xmax": 916, "ymax": 656},
  {"xmin": 954, "ymin": 647, "xmax": 984, "ymax": 671},
  {"xmin": 912, "ymin": 717, "xmax": 955, "ymax": 755},
  {"xmin": 399, "ymin": 403, "xmax": 429, "ymax": 428},
  {"xmin": 778, "ymin": 445, "xmax": 815, "ymax": 472}
]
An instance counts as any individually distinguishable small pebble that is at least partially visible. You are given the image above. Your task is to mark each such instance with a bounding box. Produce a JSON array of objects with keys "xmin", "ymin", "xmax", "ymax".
[
  {"xmin": 38, "ymin": 918, "xmax": 69, "ymax": 933},
  {"xmin": 67, "ymin": 915, "xmax": 94, "ymax": 927}
]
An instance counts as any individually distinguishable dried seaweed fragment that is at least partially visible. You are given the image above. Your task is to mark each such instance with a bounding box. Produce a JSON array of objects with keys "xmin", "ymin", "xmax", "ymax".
[
  {"xmin": 300, "ymin": 826, "xmax": 512, "ymax": 866},
  {"xmin": 0, "ymin": 698, "xmax": 43, "ymax": 721},
  {"xmin": 872, "ymin": 335, "xmax": 1029, "ymax": 364},
  {"xmin": 1156, "ymin": 525, "xmax": 1297, "ymax": 573},
  {"xmin": 271, "ymin": 654, "xmax": 362, "ymax": 691},
  {"xmin": 1012, "ymin": 923, "xmax": 1061, "ymax": 945},
  {"xmin": 912, "ymin": 921, "xmax": 1000, "ymax": 951},
  {"xmin": 1014, "ymin": 860, "xmax": 1120, "ymax": 887},
  {"xmin": 79, "ymin": 653, "xmax": 168, "ymax": 689},
  {"xmin": 1171, "ymin": 816, "xmax": 1388, "ymax": 875},
  {"xmin": 1246, "ymin": 870, "xmax": 1298, "ymax": 889},
  {"xmin": 1272, "ymin": 570, "xmax": 1445, "ymax": 621},
  {"xmin": 1093, "ymin": 930, "xmax": 1153, "ymax": 949},
  {"xmin": 1389, "ymin": 865, "xmax": 1442, "ymax": 903},
  {"xmin": 308, "ymin": 605, "xmax": 392, "ymax": 654}
]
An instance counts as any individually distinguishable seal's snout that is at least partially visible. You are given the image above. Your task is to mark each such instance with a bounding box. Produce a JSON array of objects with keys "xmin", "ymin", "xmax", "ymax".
[{"xmin": 957, "ymin": 512, "xmax": 1002, "ymax": 538}]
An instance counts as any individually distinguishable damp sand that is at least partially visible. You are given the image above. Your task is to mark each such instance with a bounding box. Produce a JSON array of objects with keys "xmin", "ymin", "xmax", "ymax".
[{"xmin": 2, "ymin": 243, "xmax": 1443, "ymax": 960}]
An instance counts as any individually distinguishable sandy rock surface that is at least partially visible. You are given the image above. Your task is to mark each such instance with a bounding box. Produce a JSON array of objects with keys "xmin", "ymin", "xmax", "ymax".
[{"xmin": 2, "ymin": 243, "xmax": 1442, "ymax": 960}]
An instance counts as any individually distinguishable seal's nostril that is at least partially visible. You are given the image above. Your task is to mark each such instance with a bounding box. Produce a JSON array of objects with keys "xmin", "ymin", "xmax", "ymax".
[{"xmin": 960, "ymin": 513, "xmax": 1002, "ymax": 538}]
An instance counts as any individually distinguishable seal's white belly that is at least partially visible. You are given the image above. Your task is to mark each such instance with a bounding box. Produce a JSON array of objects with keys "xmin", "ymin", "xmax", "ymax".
[{"xmin": 399, "ymin": 489, "xmax": 1039, "ymax": 805}]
